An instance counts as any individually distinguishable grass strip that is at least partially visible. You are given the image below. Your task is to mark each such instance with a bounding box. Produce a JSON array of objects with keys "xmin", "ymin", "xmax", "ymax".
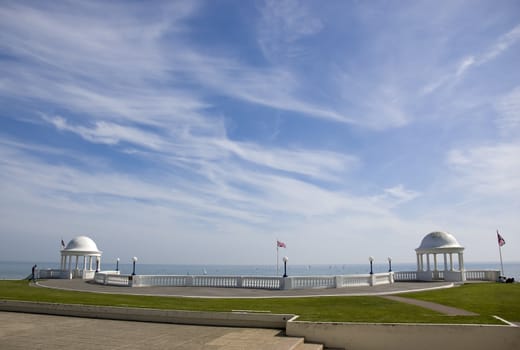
[{"xmin": 0, "ymin": 280, "xmax": 511, "ymax": 324}]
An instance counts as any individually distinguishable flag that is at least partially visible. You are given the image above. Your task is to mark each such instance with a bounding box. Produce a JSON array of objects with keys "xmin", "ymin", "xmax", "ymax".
[
  {"xmin": 497, "ymin": 231, "xmax": 506, "ymax": 247},
  {"xmin": 61, "ymin": 239, "xmax": 65, "ymax": 249},
  {"xmin": 277, "ymin": 240, "xmax": 286, "ymax": 248}
]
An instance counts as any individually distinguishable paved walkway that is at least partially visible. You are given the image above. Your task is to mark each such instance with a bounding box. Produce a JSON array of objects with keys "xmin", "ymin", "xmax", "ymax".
[
  {"xmin": 37, "ymin": 279, "xmax": 454, "ymax": 298},
  {"xmin": 0, "ymin": 311, "xmax": 319, "ymax": 350},
  {"xmin": 382, "ymin": 295, "xmax": 478, "ymax": 316}
]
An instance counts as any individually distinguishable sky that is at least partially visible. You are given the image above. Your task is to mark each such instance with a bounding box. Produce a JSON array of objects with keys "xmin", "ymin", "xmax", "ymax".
[{"xmin": 0, "ymin": 0, "xmax": 519, "ymax": 267}]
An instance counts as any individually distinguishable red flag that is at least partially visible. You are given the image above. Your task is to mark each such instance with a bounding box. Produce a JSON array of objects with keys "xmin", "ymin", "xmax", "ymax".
[
  {"xmin": 277, "ymin": 240, "xmax": 286, "ymax": 248},
  {"xmin": 497, "ymin": 230, "xmax": 506, "ymax": 247}
]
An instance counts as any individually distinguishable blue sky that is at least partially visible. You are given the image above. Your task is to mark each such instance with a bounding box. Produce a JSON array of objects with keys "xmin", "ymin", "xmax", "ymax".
[{"xmin": 1, "ymin": 0, "xmax": 519, "ymax": 267}]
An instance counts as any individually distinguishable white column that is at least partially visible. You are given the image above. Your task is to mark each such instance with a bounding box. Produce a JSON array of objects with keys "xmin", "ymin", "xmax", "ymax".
[
  {"xmin": 433, "ymin": 254, "xmax": 438, "ymax": 271},
  {"xmin": 83, "ymin": 256, "xmax": 87, "ymax": 271},
  {"xmin": 449, "ymin": 253, "xmax": 454, "ymax": 271},
  {"xmin": 89, "ymin": 256, "xmax": 93, "ymax": 270},
  {"xmin": 426, "ymin": 254, "xmax": 431, "ymax": 271},
  {"xmin": 458, "ymin": 253, "xmax": 464, "ymax": 271},
  {"xmin": 443, "ymin": 253, "xmax": 448, "ymax": 271},
  {"xmin": 74, "ymin": 256, "xmax": 78, "ymax": 270},
  {"xmin": 416, "ymin": 254, "xmax": 421, "ymax": 271}
]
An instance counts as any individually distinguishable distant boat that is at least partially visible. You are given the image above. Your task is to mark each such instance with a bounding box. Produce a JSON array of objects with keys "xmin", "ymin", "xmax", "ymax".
[{"xmin": 203, "ymin": 268, "xmax": 208, "ymax": 275}]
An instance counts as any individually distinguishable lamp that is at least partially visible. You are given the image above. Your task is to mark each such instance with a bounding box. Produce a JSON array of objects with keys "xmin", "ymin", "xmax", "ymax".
[
  {"xmin": 282, "ymin": 256, "xmax": 289, "ymax": 278},
  {"xmin": 388, "ymin": 257, "xmax": 392, "ymax": 272},
  {"xmin": 132, "ymin": 256, "xmax": 138, "ymax": 276},
  {"xmin": 116, "ymin": 257, "xmax": 120, "ymax": 272},
  {"xmin": 369, "ymin": 256, "xmax": 374, "ymax": 275}
]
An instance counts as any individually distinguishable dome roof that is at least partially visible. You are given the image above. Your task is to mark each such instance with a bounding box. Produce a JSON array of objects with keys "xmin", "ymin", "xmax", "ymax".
[
  {"xmin": 416, "ymin": 231, "xmax": 463, "ymax": 252},
  {"xmin": 63, "ymin": 236, "xmax": 101, "ymax": 253}
]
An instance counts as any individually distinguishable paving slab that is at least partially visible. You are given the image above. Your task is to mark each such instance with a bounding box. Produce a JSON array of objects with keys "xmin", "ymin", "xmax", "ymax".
[{"xmin": 0, "ymin": 311, "xmax": 311, "ymax": 350}]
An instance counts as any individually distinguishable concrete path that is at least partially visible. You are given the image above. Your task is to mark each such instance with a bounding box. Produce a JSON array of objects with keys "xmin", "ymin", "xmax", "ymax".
[
  {"xmin": 382, "ymin": 295, "xmax": 478, "ymax": 316},
  {"xmin": 37, "ymin": 279, "xmax": 454, "ymax": 298},
  {"xmin": 0, "ymin": 311, "xmax": 322, "ymax": 350}
]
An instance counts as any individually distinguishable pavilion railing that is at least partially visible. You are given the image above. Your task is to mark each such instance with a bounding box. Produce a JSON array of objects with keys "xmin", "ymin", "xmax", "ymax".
[
  {"xmin": 465, "ymin": 269, "xmax": 500, "ymax": 281},
  {"xmin": 36, "ymin": 269, "xmax": 69, "ymax": 279},
  {"xmin": 393, "ymin": 271, "xmax": 417, "ymax": 281},
  {"xmin": 394, "ymin": 269, "xmax": 499, "ymax": 282}
]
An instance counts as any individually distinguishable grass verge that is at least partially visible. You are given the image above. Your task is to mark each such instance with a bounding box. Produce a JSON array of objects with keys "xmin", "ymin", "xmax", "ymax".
[{"xmin": 0, "ymin": 280, "xmax": 517, "ymax": 324}]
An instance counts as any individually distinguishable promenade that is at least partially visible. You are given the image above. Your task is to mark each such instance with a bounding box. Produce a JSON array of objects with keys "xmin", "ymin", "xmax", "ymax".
[{"xmin": 37, "ymin": 279, "xmax": 453, "ymax": 297}]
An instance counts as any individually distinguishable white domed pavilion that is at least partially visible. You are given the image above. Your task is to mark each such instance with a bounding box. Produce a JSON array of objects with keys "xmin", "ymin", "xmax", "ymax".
[
  {"xmin": 60, "ymin": 236, "xmax": 102, "ymax": 279},
  {"xmin": 415, "ymin": 231, "xmax": 465, "ymax": 282}
]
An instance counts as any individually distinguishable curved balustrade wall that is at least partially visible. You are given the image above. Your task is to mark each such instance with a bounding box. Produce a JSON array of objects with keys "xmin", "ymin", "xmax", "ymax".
[{"xmin": 94, "ymin": 272, "xmax": 395, "ymax": 290}]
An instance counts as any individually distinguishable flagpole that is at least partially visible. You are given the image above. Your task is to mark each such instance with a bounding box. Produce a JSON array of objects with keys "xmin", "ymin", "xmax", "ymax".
[
  {"xmin": 498, "ymin": 243, "xmax": 504, "ymax": 276},
  {"xmin": 276, "ymin": 243, "xmax": 279, "ymax": 276},
  {"xmin": 497, "ymin": 230, "xmax": 505, "ymax": 276}
]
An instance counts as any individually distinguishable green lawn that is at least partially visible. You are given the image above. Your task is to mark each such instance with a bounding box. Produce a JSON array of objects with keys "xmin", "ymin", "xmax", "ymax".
[
  {"xmin": 1, "ymin": 280, "xmax": 517, "ymax": 324},
  {"xmin": 403, "ymin": 282, "xmax": 520, "ymax": 322}
]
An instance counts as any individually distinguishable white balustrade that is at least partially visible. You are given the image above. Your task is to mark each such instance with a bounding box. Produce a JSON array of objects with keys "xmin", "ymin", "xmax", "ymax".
[
  {"xmin": 242, "ymin": 277, "xmax": 282, "ymax": 289},
  {"xmin": 394, "ymin": 269, "xmax": 499, "ymax": 282},
  {"xmin": 92, "ymin": 269, "xmax": 500, "ymax": 289},
  {"xmin": 374, "ymin": 273, "xmax": 391, "ymax": 285},
  {"xmin": 289, "ymin": 276, "xmax": 336, "ymax": 289},
  {"xmin": 338, "ymin": 274, "xmax": 371, "ymax": 287},
  {"xmin": 465, "ymin": 270, "xmax": 500, "ymax": 281},
  {"xmin": 90, "ymin": 271, "xmax": 420, "ymax": 290},
  {"xmin": 393, "ymin": 271, "xmax": 417, "ymax": 281},
  {"xmin": 37, "ymin": 269, "xmax": 69, "ymax": 279}
]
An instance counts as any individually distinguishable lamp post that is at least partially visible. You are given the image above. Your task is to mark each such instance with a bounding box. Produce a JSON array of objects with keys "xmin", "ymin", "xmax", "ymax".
[
  {"xmin": 369, "ymin": 256, "xmax": 374, "ymax": 275},
  {"xmin": 116, "ymin": 258, "xmax": 120, "ymax": 272},
  {"xmin": 132, "ymin": 257, "xmax": 138, "ymax": 276},
  {"xmin": 388, "ymin": 257, "xmax": 392, "ymax": 272},
  {"xmin": 95, "ymin": 258, "xmax": 99, "ymax": 272},
  {"xmin": 282, "ymin": 256, "xmax": 289, "ymax": 278}
]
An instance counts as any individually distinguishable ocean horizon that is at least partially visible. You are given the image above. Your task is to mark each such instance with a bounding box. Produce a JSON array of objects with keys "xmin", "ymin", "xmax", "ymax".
[{"xmin": 1, "ymin": 260, "xmax": 519, "ymax": 281}]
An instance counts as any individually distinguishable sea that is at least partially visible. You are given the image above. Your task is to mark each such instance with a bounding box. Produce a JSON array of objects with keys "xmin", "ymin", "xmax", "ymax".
[{"xmin": 1, "ymin": 261, "xmax": 519, "ymax": 281}]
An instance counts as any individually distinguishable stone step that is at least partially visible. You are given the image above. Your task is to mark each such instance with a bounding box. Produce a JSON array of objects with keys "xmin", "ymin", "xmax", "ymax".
[{"xmin": 293, "ymin": 342, "xmax": 324, "ymax": 350}]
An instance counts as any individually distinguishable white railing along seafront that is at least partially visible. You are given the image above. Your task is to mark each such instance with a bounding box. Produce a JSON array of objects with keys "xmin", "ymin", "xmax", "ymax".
[
  {"xmin": 94, "ymin": 272, "xmax": 395, "ymax": 290},
  {"xmin": 393, "ymin": 270, "xmax": 500, "ymax": 282},
  {"xmin": 42, "ymin": 268, "xmax": 500, "ymax": 290}
]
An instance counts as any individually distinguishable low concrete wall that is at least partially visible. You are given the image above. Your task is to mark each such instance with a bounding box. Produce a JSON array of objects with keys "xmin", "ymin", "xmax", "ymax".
[
  {"xmin": 0, "ymin": 300, "xmax": 293, "ymax": 329},
  {"xmin": 287, "ymin": 320, "xmax": 520, "ymax": 350}
]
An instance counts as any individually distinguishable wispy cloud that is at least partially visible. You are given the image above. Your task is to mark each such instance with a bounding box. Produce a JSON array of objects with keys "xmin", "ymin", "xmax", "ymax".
[
  {"xmin": 43, "ymin": 115, "xmax": 166, "ymax": 150},
  {"xmin": 495, "ymin": 86, "xmax": 520, "ymax": 136},
  {"xmin": 383, "ymin": 185, "xmax": 421, "ymax": 206},
  {"xmin": 1, "ymin": 1, "xmax": 519, "ymax": 263},
  {"xmin": 257, "ymin": 0, "xmax": 323, "ymax": 62},
  {"xmin": 423, "ymin": 23, "xmax": 520, "ymax": 95},
  {"xmin": 447, "ymin": 142, "xmax": 520, "ymax": 196}
]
